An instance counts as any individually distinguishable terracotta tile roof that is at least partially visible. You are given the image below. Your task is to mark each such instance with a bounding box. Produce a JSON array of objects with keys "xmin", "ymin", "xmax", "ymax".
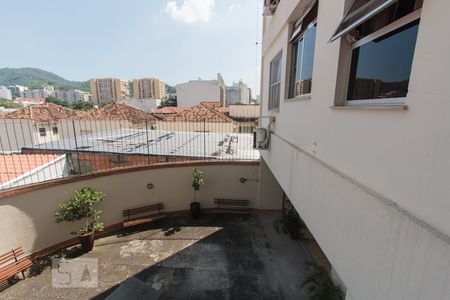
[
  {"xmin": 0, "ymin": 154, "xmax": 61, "ymax": 184},
  {"xmin": 0, "ymin": 103, "xmax": 79, "ymax": 122},
  {"xmin": 89, "ymin": 102, "xmax": 157, "ymax": 124},
  {"xmin": 203, "ymin": 101, "xmax": 223, "ymax": 108},
  {"xmin": 163, "ymin": 102, "xmax": 234, "ymax": 123},
  {"xmin": 150, "ymin": 107, "xmax": 188, "ymax": 114},
  {"xmin": 218, "ymin": 107, "xmax": 230, "ymax": 113}
]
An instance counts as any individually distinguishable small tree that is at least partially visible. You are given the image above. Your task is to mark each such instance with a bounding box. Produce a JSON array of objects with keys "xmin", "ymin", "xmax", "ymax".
[
  {"xmin": 302, "ymin": 262, "xmax": 344, "ymax": 300},
  {"xmin": 192, "ymin": 168, "xmax": 204, "ymax": 202},
  {"xmin": 55, "ymin": 187, "xmax": 105, "ymax": 235}
]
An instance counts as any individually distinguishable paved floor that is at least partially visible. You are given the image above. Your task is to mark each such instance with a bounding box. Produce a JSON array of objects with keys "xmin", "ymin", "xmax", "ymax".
[{"xmin": 1, "ymin": 214, "xmax": 313, "ymax": 300}]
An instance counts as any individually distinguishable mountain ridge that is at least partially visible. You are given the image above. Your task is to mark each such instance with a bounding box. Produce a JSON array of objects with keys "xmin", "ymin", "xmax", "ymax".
[{"xmin": 0, "ymin": 67, "xmax": 90, "ymax": 92}]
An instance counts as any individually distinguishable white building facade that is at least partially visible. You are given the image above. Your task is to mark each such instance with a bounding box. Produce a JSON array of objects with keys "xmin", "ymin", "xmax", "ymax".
[
  {"xmin": 176, "ymin": 73, "xmax": 225, "ymax": 107},
  {"xmin": 226, "ymin": 81, "xmax": 251, "ymax": 105},
  {"xmin": 259, "ymin": 0, "xmax": 450, "ymax": 299},
  {"xmin": 55, "ymin": 89, "xmax": 90, "ymax": 103},
  {"xmin": 21, "ymin": 86, "xmax": 54, "ymax": 98},
  {"xmin": 7, "ymin": 85, "xmax": 28, "ymax": 98},
  {"xmin": 0, "ymin": 86, "xmax": 12, "ymax": 99}
]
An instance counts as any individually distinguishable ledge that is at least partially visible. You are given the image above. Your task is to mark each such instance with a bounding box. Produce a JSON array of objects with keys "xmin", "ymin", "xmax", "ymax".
[
  {"xmin": 0, "ymin": 160, "xmax": 260, "ymax": 200},
  {"xmin": 285, "ymin": 94, "xmax": 312, "ymax": 102},
  {"xmin": 330, "ymin": 105, "xmax": 408, "ymax": 111}
]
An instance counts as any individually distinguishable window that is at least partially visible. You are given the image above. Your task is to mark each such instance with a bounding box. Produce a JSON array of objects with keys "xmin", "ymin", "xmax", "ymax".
[
  {"xmin": 289, "ymin": 2, "xmax": 318, "ymax": 97},
  {"xmin": 52, "ymin": 127, "xmax": 58, "ymax": 134},
  {"xmin": 330, "ymin": 0, "xmax": 422, "ymax": 105},
  {"xmin": 39, "ymin": 128, "xmax": 46, "ymax": 137},
  {"xmin": 268, "ymin": 51, "xmax": 282, "ymax": 110}
]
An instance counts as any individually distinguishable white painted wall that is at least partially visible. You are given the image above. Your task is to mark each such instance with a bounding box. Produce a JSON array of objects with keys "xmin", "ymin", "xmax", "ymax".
[
  {"xmin": 260, "ymin": 0, "xmax": 450, "ymax": 299},
  {"xmin": 0, "ymin": 163, "xmax": 260, "ymax": 254},
  {"xmin": 176, "ymin": 81, "xmax": 223, "ymax": 107}
]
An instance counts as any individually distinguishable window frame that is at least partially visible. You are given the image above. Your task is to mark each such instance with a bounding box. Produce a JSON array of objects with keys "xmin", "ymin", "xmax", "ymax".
[
  {"xmin": 344, "ymin": 8, "xmax": 421, "ymax": 107},
  {"xmin": 268, "ymin": 51, "xmax": 283, "ymax": 111},
  {"xmin": 289, "ymin": 20, "xmax": 317, "ymax": 99},
  {"xmin": 39, "ymin": 127, "xmax": 46, "ymax": 137}
]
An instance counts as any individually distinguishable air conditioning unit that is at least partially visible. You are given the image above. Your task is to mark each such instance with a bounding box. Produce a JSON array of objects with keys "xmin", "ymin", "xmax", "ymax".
[
  {"xmin": 263, "ymin": 0, "xmax": 280, "ymax": 16},
  {"xmin": 253, "ymin": 127, "xmax": 269, "ymax": 149}
]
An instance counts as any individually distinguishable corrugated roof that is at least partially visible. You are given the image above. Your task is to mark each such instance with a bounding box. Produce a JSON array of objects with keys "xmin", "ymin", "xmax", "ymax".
[
  {"xmin": 0, "ymin": 154, "xmax": 61, "ymax": 184},
  {"xmin": 163, "ymin": 102, "xmax": 234, "ymax": 123}
]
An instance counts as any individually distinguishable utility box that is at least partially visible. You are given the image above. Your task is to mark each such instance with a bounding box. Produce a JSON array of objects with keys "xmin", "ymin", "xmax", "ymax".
[{"xmin": 253, "ymin": 127, "xmax": 269, "ymax": 149}]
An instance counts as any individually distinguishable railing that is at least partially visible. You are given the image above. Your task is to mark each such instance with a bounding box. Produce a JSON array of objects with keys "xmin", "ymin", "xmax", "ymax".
[{"xmin": 0, "ymin": 116, "xmax": 260, "ymax": 190}]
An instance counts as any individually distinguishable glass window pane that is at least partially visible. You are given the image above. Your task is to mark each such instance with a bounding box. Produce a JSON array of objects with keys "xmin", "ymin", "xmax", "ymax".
[
  {"xmin": 347, "ymin": 20, "xmax": 419, "ymax": 100},
  {"xmin": 299, "ymin": 24, "xmax": 316, "ymax": 94},
  {"xmin": 330, "ymin": 0, "xmax": 397, "ymax": 42},
  {"xmin": 293, "ymin": 39, "xmax": 304, "ymax": 96}
]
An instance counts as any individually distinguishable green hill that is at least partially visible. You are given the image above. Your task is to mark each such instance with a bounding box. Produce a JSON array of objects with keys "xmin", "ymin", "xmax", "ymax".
[{"xmin": 0, "ymin": 67, "xmax": 90, "ymax": 92}]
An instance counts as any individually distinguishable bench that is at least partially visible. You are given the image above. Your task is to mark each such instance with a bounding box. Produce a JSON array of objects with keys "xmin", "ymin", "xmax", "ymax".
[
  {"xmin": 122, "ymin": 203, "xmax": 166, "ymax": 227},
  {"xmin": 214, "ymin": 198, "xmax": 250, "ymax": 214},
  {"xmin": 0, "ymin": 247, "xmax": 32, "ymax": 283}
]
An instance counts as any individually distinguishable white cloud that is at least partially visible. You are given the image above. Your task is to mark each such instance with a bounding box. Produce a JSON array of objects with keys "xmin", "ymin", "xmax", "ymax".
[{"xmin": 165, "ymin": 0, "xmax": 215, "ymax": 24}]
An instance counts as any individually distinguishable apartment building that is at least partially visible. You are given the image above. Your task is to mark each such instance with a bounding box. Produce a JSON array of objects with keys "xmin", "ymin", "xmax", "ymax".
[
  {"xmin": 7, "ymin": 85, "xmax": 28, "ymax": 98},
  {"xmin": 259, "ymin": 0, "xmax": 450, "ymax": 299},
  {"xmin": 90, "ymin": 78, "xmax": 130, "ymax": 105},
  {"xmin": 133, "ymin": 78, "xmax": 166, "ymax": 99},
  {"xmin": 55, "ymin": 89, "xmax": 90, "ymax": 103},
  {"xmin": 225, "ymin": 80, "xmax": 251, "ymax": 105},
  {"xmin": 176, "ymin": 73, "xmax": 225, "ymax": 107},
  {"xmin": 20, "ymin": 86, "xmax": 54, "ymax": 98},
  {"xmin": 0, "ymin": 86, "xmax": 12, "ymax": 99}
]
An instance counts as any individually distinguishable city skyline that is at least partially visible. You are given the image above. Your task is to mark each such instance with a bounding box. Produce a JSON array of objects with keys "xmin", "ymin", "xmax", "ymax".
[{"xmin": 0, "ymin": 0, "xmax": 262, "ymax": 93}]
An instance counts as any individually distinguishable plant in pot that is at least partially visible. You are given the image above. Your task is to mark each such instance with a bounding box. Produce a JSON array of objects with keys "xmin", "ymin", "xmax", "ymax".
[
  {"xmin": 286, "ymin": 209, "xmax": 304, "ymax": 239},
  {"xmin": 302, "ymin": 262, "xmax": 344, "ymax": 300},
  {"xmin": 55, "ymin": 187, "xmax": 105, "ymax": 252},
  {"xmin": 191, "ymin": 168, "xmax": 204, "ymax": 219}
]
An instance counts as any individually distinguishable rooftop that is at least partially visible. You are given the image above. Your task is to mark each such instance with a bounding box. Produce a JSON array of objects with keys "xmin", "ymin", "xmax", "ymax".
[
  {"xmin": 163, "ymin": 103, "xmax": 234, "ymax": 123},
  {"xmin": 90, "ymin": 103, "xmax": 157, "ymax": 124},
  {"xmin": 0, "ymin": 103, "xmax": 79, "ymax": 122},
  {"xmin": 0, "ymin": 154, "xmax": 62, "ymax": 184},
  {"xmin": 25, "ymin": 129, "xmax": 259, "ymax": 160}
]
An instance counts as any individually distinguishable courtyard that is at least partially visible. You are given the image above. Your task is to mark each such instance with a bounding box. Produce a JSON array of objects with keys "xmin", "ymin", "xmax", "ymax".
[{"xmin": 1, "ymin": 214, "xmax": 313, "ymax": 300}]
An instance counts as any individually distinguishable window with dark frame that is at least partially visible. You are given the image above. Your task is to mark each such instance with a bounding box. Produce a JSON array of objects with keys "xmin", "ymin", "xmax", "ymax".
[
  {"xmin": 289, "ymin": 2, "xmax": 318, "ymax": 98},
  {"xmin": 330, "ymin": 0, "xmax": 422, "ymax": 104},
  {"xmin": 52, "ymin": 127, "xmax": 58, "ymax": 134},
  {"xmin": 39, "ymin": 128, "xmax": 46, "ymax": 137},
  {"xmin": 268, "ymin": 51, "xmax": 282, "ymax": 110}
]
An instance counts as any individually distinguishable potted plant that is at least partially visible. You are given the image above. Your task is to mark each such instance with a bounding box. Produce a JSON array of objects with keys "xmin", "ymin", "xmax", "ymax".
[
  {"xmin": 190, "ymin": 168, "xmax": 204, "ymax": 219},
  {"xmin": 302, "ymin": 262, "xmax": 344, "ymax": 300},
  {"xmin": 55, "ymin": 187, "xmax": 105, "ymax": 252}
]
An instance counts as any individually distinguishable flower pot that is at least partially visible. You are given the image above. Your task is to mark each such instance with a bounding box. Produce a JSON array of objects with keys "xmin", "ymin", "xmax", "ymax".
[
  {"xmin": 79, "ymin": 231, "xmax": 95, "ymax": 252},
  {"xmin": 190, "ymin": 202, "xmax": 200, "ymax": 219}
]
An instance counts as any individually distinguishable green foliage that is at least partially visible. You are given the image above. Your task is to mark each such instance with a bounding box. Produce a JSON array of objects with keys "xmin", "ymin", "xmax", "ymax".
[
  {"xmin": 302, "ymin": 262, "xmax": 344, "ymax": 300},
  {"xmin": 0, "ymin": 67, "xmax": 90, "ymax": 92},
  {"xmin": 71, "ymin": 101, "xmax": 95, "ymax": 110},
  {"xmin": 55, "ymin": 187, "xmax": 105, "ymax": 235},
  {"xmin": 0, "ymin": 98, "xmax": 22, "ymax": 108},
  {"xmin": 192, "ymin": 168, "xmax": 205, "ymax": 191},
  {"xmin": 166, "ymin": 85, "xmax": 176, "ymax": 94},
  {"xmin": 46, "ymin": 96, "xmax": 69, "ymax": 107},
  {"xmin": 274, "ymin": 208, "xmax": 305, "ymax": 238},
  {"xmin": 158, "ymin": 95, "xmax": 177, "ymax": 108}
]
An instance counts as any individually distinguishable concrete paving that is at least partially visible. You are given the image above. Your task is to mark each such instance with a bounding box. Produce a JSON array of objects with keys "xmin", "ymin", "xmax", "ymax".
[{"xmin": 0, "ymin": 214, "xmax": 313, "ymax": 300}]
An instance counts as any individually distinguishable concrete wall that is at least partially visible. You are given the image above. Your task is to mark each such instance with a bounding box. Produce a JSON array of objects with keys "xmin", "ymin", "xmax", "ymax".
[
  {"xmin": 156, "ymin": 121, "xmax": 236, "ymax": 133},
  {"xmin": 0, "ymin": 163, "xmax": 262, "ymax": 255},
  {"xmin": 176, "ymin": 81, "xmax": 222, "ymax": 107},
  {"xmin": 260, "ymin": 0, "xmax": 450, "ymax": 299}
]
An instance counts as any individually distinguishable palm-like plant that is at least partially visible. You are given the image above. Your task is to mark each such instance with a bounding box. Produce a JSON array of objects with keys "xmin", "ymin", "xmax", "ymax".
[{"xmin": 302, "ymin": 262, "xmax": 344, "ymax": 300}]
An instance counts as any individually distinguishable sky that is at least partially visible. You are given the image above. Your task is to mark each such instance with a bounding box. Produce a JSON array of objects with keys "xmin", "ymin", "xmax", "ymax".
[{"xmin": 0, "ymin": 0, "xmax": 262, "ymax": 94}]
